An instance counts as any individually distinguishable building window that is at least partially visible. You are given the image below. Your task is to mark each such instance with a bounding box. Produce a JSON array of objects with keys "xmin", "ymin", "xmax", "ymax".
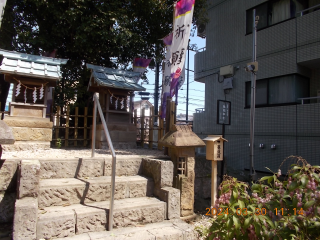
[
  {"xmin": 245, "ymin": 74, "xmax": 309, "ymax": 107},
  {"xmin": 246, "ymin": 0, "xmax": 308, "ymax": 34}
]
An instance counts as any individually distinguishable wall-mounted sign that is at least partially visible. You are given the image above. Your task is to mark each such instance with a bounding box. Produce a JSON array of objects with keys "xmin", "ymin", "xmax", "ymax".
[{"xmin": 217, "ymin": 100, "xmax": 231, "ymax": 125}]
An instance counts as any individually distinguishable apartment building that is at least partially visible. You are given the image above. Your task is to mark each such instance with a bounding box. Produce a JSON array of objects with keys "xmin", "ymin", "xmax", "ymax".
[{"xmin": 193, "ymin": 0, "xmax": 320, "ymax": 174}]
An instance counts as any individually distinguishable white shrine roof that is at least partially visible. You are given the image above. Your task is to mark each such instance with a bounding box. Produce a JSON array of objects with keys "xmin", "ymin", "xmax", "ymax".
[{"xmin": 0, "ymin": 49, "xmax": 68, "ymax": 80}]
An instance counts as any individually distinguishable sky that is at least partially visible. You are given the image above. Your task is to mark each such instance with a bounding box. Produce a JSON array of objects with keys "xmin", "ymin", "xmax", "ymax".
[{"xmin": 140, "ymin": 34, "xmax": 206, "ymax": 116}]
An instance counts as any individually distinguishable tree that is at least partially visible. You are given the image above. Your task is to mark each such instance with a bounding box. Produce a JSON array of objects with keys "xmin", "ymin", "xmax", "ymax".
[{"xmin": 0, "ymin": 0, "xmax": 207, "ymax": 109}]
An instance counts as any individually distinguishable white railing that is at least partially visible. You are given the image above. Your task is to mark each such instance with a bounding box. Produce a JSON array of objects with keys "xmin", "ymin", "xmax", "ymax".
[
  {"xmin": 297, "ymin": 96, "xmax": 320, "ymax": 104},
  {"xmin": 297, "ymin": 4, "xmax": 320, "ymax": 16},
  {"xmin": 91, "ymin": 92, "xmax": 116, "ymax": 231}
]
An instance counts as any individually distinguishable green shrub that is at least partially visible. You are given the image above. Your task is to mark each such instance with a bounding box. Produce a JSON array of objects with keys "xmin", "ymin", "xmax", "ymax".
[{"xmin": 197, "ymin": 156, "xmax": 320, "ymax": 240}]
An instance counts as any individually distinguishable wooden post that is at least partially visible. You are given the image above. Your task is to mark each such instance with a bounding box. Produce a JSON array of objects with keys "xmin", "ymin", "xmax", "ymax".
[
  {"xmin": 134, "ymin": 109, "xmax": 137, "ymax": 126},
  {"xmin": 65, "ymin": 105, "xmax": 70, "ymax": 147},
  {"xmin": 51, "ymin": 88, "xmax": 55, "ymax": 122},
  {"xmin": 149, "ymin": 106, "xmax": 154, "ymax": 149},
  {"xmin": 55, "ymin": 106, "xmax": 60, "ymax": 147},
  {"xmin": 164, "ymin": 97, "xmax": 171, "ymax": 155},
  {"xmin": 141, "ymin": 108, "xmax": 145, "ymax": 148},
  {"xmin": 211, "ymin": 161, "xmax": 218, "ymax": 208},
  {"xmin": 158, "ymin": 106, "xmax": 164, "ymax": 150},
  {"xmin": 84, "ymin": 107, "xmax": 88, "ymax": 147},
  {"xmin": 170, "ymin": 101, "xmax": 175, "ymax": 131},
  {"xmin": 74, "ymin": 107, "xmax": 78, "ymax": 147}
]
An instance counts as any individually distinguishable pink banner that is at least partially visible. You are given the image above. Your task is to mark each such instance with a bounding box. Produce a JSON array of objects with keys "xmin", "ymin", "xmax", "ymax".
[
  {"xmin": 133, "ymin": 58, "xmax": 152, "ymax": 73},
  {"xmin": 169, "ymin": 0, "xmax": 195, "ymax": 97}
]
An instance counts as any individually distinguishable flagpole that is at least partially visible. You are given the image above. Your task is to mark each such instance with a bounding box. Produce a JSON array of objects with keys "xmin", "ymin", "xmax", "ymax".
[
  {"xmin": 154, "ymin": 46, "xmax": 160, "ymax": 124},
  {"xmin": 186, "ymin": 39, "xmax": 190, "ymax": 123},
  {"xmin": 249, "ymin": 9, "xmax": 258, "ymax": 183}
]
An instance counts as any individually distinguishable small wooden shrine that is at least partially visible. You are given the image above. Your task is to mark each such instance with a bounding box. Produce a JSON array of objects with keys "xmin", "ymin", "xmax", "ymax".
[
  {"xmin": 86, "ymin": 64, "xmax": 145, "ymax": 149},
  {"xmin": 0, "ymin": 49, "xmax": 67, "ymax": 150}
]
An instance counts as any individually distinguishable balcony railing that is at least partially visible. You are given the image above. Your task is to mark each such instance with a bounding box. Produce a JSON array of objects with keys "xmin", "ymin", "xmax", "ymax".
[
  {"xmin": 297, "ymin": 4, "xmax": 320, "ymax": 16},
  {"xmin": 297, "ymin": 96, "xmax": 320, "ymax": 105},
  {"xmin": 195, "ymin": 108, "xmax": 205, "ymax": 113}
]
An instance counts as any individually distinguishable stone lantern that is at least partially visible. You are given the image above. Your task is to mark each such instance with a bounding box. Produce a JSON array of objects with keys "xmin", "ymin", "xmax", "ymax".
[{"xmin": 159, "ymin": 124, "xmax": 205, "ymax": 218}]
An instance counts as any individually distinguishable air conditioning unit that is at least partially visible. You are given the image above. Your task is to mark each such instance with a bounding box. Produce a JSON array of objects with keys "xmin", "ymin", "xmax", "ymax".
[{"xmin": 197, "ymin": 23, "xmax": 206, "ymax": 38}]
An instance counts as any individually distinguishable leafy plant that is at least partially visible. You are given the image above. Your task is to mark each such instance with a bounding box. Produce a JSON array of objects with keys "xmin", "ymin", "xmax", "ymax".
[
  {"xmin": 56, "ymin": 138, "xmax": 62, "ymax": 149},
  {"xmin": 197, "ymin": 156, "xmax": 320, "ymax": 240}
]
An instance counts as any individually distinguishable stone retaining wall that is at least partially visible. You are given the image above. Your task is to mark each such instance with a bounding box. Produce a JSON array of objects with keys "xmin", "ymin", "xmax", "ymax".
[{"xmin": 0, "ymin": 159, "xmax": 19, "ymax": 224}]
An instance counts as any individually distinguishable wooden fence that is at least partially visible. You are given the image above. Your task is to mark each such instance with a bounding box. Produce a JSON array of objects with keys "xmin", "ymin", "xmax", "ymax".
[
  {"xmin": 1, "ymin": 100, "xmax": 181, "ymax": 150},
  {"xmin": 52, "ymin": 106, "xmax": 93, "ymax": 148},
  {"xmin": 134, "ymin": 106, "xmax": 165, "ymax": 150}
]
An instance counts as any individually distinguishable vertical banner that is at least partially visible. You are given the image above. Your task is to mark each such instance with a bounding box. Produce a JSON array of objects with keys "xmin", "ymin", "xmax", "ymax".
[
  {"xmin": 170, "ymin": 0, "xmax": 195, "ymax": 97},
  {"xmin": 133, "ymin": 58, "xmax": 152, "ymax": 83},
  {"xmin": 161, "ymin": 33, "xmax": 173, "ymax": 118}
]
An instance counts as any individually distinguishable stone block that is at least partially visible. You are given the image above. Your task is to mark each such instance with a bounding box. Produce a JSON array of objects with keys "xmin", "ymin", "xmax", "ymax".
[
  {"xmin": 0, "ymin": 159, "xmax": 18, "ymax": 191},
  {"xmin": 113, "ymin": 205, "xmax": 165, "ymax": 228},
  {"xmin": 84, "ymin": 178, "xmax": 126, "ymax": 203},
  {"xmin": 0, "ymin": 120, "xmax": 15, "ymax": 144},
  {"xmin": 3, "ymin": 116, "xmax": 53, "ymax": 128},
  {"xmin": 37, "ymin": 209, "xmax": 75, "ymax": 239},
  {"xmin": 39, "ymin": 178, "xmax": 86, "ymax": 208},
  {"xmin": 13, "ymin": 197, "xmax": 37, "ymax": 240},
  {"xmin": 118, "ymin": 131, "xmax": 136, "ymax": 142},
  {"xmin": 78, "ymin": 158, "xmax": 105, "ymax": 178},
  {"xmin": 18, "ymin": 160, "xmax": 40, "ymax": 198},
  {"xmin": 142, "ymin": 158, "xmax": 173, "ymax": 189},
  {"xmin": 11, "ymin": 127, "xmax": 52, "ymax": 141},
  {"xmin": 107, "ymin": 124, "xmax": 128, "ymax": 131},
  {"xmin": 0, "ymin": 191, "xmax": 16, "ymax": 223},
  {"xmin": 39, "ymin": 159, "xmax": 79, "ymax": 179},
  {"xmin": 75, "ymin": 207, "xmax": 107, "ymax": 234},
  {"xmin": 104, "ymin": 157, "xmax": 142, "ymax": 176},
  {"xmin": 147, "ymin": 226, "xmax": 184, "ymax": 240},
  {"xmin": 154, "ymin": 187, "xmax": 180, "ymax": 220},
  {"xmin": 2, "ymin": 141, "xmax": 50, "ymax": 151},
  {"xmin": 98, "ymin": 141, "xmax": 136, "ymax": 150},
  {"xmin": 180, "ymin": 176, "xmax": 194, "ymax": 217},
  {"xmin": 128, "ymin": 178, "xmax": 154, "ymax": 198}
]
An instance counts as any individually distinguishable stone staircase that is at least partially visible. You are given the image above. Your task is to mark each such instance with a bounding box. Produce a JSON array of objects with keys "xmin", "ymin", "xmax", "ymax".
[{"xmin": 13, "ymin": 156, "xmax": 197, "ymax": 239}]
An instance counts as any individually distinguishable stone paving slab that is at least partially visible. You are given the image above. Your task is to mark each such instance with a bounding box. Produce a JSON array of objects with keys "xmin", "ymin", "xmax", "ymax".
[{"xmin": 53, "ymin": 220, "xmax": 197, "ymax": 240}]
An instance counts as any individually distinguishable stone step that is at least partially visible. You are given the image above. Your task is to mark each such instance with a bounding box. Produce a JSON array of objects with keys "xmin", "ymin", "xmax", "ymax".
[
  {"xmin": 39, "ymin": 156, "xmax": 143, "ymax": 179},
  {"xmin": 39, "ymin": 175, "xmax": 154, "ymax": 208},
  {"xmin": 54, "ymin": 219, "xmax": 197, "ymax": 240},
  {"xmin": 37, "ymin": 197, "xmax": 168, "ymax": 239}
]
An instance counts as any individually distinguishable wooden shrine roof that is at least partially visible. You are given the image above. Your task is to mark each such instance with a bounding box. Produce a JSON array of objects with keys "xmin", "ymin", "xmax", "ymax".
[
  {"xmin": 0, "ymin": 49, "xmax": 67, "ymax": 81},
  {"xmin": 87, "ymin": 63, "xmax": 146, "ymax": 92}
]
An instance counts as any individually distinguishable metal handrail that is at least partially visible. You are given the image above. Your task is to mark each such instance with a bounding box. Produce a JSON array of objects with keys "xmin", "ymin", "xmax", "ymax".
[
  {"xmin": 91, "ymin": 92, "xmax": 116, "ymax": 231},
  {"xmin": 297, "ymin": 4, "xmax": 320, "ymax": 16},
  {"xmin": 297, "ymin": 96, "xmax": 320, "ymax": 105}
]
